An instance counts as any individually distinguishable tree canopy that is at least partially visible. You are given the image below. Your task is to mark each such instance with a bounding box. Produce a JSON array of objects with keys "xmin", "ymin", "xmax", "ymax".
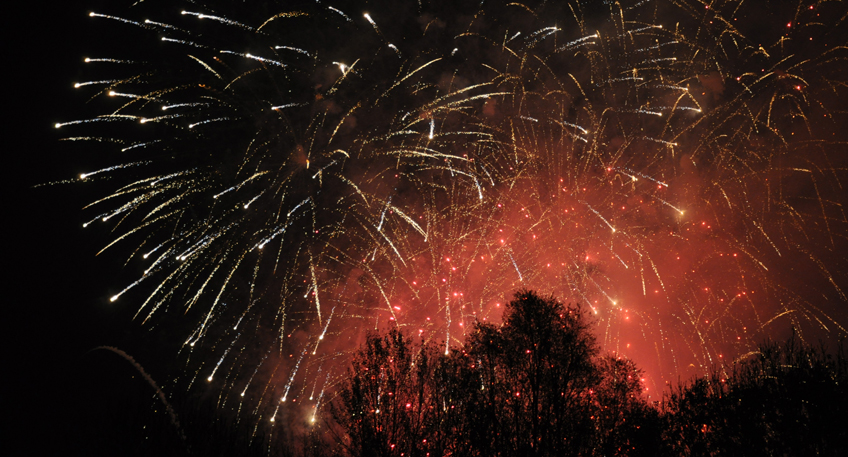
[
  {"xmin": 328, "ymin": 290, "xmax": 847, "ymax": 457},
  {"xmin": 333, "ymin": 290, "xmax": 655, "ymax": 457}
]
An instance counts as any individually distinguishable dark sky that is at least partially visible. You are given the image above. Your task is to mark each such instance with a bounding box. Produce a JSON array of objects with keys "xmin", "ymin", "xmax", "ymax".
[{"xmin": 9, "ymin": 2, "xmax": 180, "ymax": 455}]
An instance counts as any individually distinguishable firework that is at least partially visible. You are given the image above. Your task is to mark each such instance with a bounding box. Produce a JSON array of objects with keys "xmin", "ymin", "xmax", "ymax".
[{"xmin": 56, "ymin": 0, "xmax": 848, "ymax": 431}]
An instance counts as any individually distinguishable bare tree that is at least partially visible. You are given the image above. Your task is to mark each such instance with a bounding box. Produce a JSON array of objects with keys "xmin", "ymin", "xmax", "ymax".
[{"xmin": 333, "ymin": 290, "xmax": 657, "ymax": 456}]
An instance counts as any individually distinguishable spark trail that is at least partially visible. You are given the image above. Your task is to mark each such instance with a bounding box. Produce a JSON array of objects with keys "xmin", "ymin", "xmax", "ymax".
[{"xmin": 56, "ymin": 0, "xmax": 848, "ymax": 436}]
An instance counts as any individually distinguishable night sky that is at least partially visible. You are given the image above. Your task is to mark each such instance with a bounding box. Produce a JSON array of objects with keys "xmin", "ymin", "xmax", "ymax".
[
  {"xmin": 11, "ymin": 1, "xmax": 175, "ymax": 455},
  {"xmin": 9, "ymin": 1, "xmax": 848, "ymax": 455}
]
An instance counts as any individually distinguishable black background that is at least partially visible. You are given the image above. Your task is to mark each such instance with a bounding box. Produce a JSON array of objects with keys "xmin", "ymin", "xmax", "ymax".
[{"xmin": 9, "ymin": 2, "xmax": 188, "ymax": 455}]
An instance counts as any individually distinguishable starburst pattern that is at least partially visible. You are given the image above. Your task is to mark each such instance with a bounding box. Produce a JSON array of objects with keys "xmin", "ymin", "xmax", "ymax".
[{"xmin": 55, "ymin": 0, "xmax": 848, "ymax": 427}]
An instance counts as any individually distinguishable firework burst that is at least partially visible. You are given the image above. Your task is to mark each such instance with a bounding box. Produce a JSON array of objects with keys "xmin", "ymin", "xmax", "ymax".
[{"xmin": 56, "ymin": 0, "xmax": 848, "ymax": 430}]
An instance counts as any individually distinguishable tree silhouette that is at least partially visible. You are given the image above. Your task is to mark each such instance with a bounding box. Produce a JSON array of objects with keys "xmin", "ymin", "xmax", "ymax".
[
  {"xmin": 331, "ymin": 292, "xmax": 847, "ymax": 456},
  {"xmin": 333, "ymin": 290, "xmax": 656, "ymax": 456},
  {"xmin": 593, "ymin": 355, "xmax": 661, "ymax": 456},
  {"xmin": 332, "ymin": 328, "xmax": 441, "ymax": 457},
  {"xmin": 461, "ymin": 290, "xmax": 600, "ymax": 456},
  {"xmin": 661, "ymin": 334, "xmax": 848, "ymax": 456}
]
